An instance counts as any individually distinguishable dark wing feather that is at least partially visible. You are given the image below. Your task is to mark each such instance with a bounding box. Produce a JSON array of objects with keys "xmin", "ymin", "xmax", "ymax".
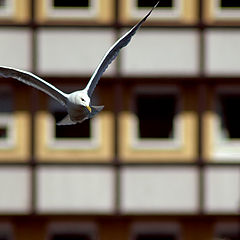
[
  {"xmin": 85, "ymin": 1, "xmax": 159, "ymax": 97},
  {"xmin": 0, "ymin": 66, "xmax": 68, "ymax": 106}
]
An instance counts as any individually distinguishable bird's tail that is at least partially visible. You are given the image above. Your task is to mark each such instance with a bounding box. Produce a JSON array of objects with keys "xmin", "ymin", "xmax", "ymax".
[
  {"xmin": 56, "ymin": 105, "xmax": 104, "ymax": 125},
  {"xmin": 90, "ymin": 105, "xmax": 104, "ymax": 118},
  {"xmin": 57, "ymin": 114, "xmax": 75, "ymax": 125}
]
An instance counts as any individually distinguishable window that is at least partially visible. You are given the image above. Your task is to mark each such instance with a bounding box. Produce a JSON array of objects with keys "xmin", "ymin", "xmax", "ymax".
[
  {"xmin": 130, "ymin": 87, "xmax": 181, "ymax": 150},
  {"xmin": 203, "ymin": 0, "xmax": 240, "ymax": 23},
  {"xmin": 47, "ymin": 223, "xmax": 96, "ymax": 240},
  {"xmin": 217, "ymin": 234, "xmax": 240, "ymax": 240},
  {"xmin": 34, "ymin": 94, "xmax": 114, "ymax": 162},
  {"xmin": 47, "ymin": 99, "xmax": 99, "ymax": 150},
  {"xmin": 137, "ymin": 0, "xmax": 173, "ymax": 8},
  {"xmin": 53, "ymin": 111, "xmax": 90, "ymax": 139},
  {"xmin": 35, "ymin": 0, "xmax": 114, "ymax": 24},
  {"xmin": 53, "ymin": 0, "xmax": 89, "ymax": 8},
  {"xmin": 0, "ymin": 237, "xmax": 8, "ymax": 240},
  {"xmin": 0, "ymin": 122, "xmax": 7, "ymax": 141},
  {"xmin": 0, "ymin": 86, "xmax": 14, "ymax": 149},
  {"xmin": 118, "ymin": 85, "xmax": 198, "ymax": 162},
  {"xmin": 0, "ymin": 0, "xmax": 6, "ymax": 7},
  {"xmin": 0, "ymin": 234, "xmax": 9, "ymax": 240},
  {"xmin": 0, "ymin": 85, "xmax": 31, "ymax": 161},
  {"xmin": 221, "ymin": 0, "xmax": 240, "ymax": 8},
  {"xmin": 47, "ymin": 0, "xmax": 96, "ymax": 19},
  {"xmin": 203, "ymin": 86, "xmax": 240, "ymax": 161},
  {"xmin": 136, "ymin": 94, "xmax": 176, "ymax": 139},
  {"xmin": 51, "ymin": 233, "xmax": 91, "ymax": 240},
  {"xmin": 131, "ymin": 223, "xmax": 180, "ymax": 240},
  {"xmin": 136, "ymin": 234, "xmax": 176, "ymax": 240},
  {"xmin": 0, "ymin": 86, "xmax": 12, "ymax": 112},
  {"xmin": 218, "ymin": 94, "xmax": 240, "ymax": 139},
  {"xmin": 0, "ymin": 128, "xmax": 7, "ymax": 138},
  {"xmin": 214, "ymin": 222, "xmax": 240, "ymax": 240},
  {"xmin": 119, "ymin": 0, "xmax": 198, "ymax": 24},
  {"xmin": 0, "ymin": 224, "xmax": 13, "ymax": 240}
]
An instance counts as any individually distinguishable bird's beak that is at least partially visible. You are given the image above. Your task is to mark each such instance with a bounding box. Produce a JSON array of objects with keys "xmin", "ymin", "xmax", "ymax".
[{"xmin": 86, "ymin": 105, "xmax": 92, "ymax": 113}]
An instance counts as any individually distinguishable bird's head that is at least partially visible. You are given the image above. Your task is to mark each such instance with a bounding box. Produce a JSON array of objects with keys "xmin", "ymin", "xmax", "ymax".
[{"xmin": 78, "ymin": 93, "xmax": 91, "ymax": 113}]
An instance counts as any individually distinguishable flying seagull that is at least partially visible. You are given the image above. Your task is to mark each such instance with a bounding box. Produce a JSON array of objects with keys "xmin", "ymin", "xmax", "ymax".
[{"xmin": 0, "ymin": 2, "xmax": 159, "ymax": 125}]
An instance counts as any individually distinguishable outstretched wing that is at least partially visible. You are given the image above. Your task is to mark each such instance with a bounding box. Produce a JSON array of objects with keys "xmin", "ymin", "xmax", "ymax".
[
  {"xmin": 85, "ymin": 1, "xmax": 159, "ymax": 97},
  {"xmin": 0, "ymin": 66, "xmax": 69, "ymax": 106}
]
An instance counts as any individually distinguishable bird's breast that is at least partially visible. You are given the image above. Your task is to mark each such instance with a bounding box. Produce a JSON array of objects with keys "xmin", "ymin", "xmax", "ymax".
[{"xmin": 67, "ymin": 102, "xmax": 89, "ymax": 122}]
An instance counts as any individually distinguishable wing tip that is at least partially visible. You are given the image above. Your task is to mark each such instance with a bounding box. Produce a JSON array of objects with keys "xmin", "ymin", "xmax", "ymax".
[
  {"xmin": 154, "ymin": 1, "xmax": 160, "ymax": 8},
  {"xmin": 139, "ymin": 1, "xmax": 159, "ymax": 24}
]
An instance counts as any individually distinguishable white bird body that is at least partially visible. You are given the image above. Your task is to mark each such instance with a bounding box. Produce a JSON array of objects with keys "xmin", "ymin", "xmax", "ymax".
[
  {"xmin": 0, "ymin": 2, "xmax": 159, "ymax": 125},
  {"xmin": 61, "ymin": 90, "xmax": 103, "ymax": 125}
]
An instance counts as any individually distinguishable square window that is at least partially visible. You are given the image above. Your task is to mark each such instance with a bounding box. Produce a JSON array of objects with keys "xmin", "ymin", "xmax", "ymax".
[
  {"xmin": 137, "ymin": 0, "xmax": 173, "ymax": 8},
  {"xmin": 136, "ymin": 94, "xmax": 176, "ymax": 139},
  {"xmin": 47, "ymin": 99, "xmax": 99, "ymax": 150},
  {"xmin": 129, "ymin": 87, "xmax": 182, "ymax": 151},
  {"xmin": 218, "ymin": 234, "xmax": 240, "ymax": 240},
  {"xmin": 51, "ymin": 233, "xmax": 91, "ymax": 240},
  {"xmin": 53, "ymin": 111, "xmax": 90, "ymax": 139},
  {"xmin": 34, "ymin": 93, "xmax": 114, "ymax": 162},
  {"xmin": 0, "ymin": 88, "xmax": 13, "ymax": 113},
  {"xmin": 221, "ymin": 0, "xmax": 240, "ymax": 8},
  {"xmin": 35, "ymin": 0, "xmax": 114, "ymax": 24},
  {"xmin": 48, "ymin": 0, "xmax": 95, "ymax": 19},
  {"xmin": 0, "ymin": 224, "xmax": 13, "ymax": 240},
  {"xmin": 0, "ymin": 85, "xmax": 31, "ymax": 161},
  {"xmin": 131, "ymin": 223, "xmax": 180, "ymax": 240},
  {"xmin": 0, "ymin": 127, "xmax": 7, "ymax": 139},
  {"xmin": 218, "ymin": 94, "xmax": 240, "ymax": 139},
  {"xmin": 136, "ymin": 233, "xmax": 176, "ymax": 240},
  {"xmin": 53, "ymin": 0, "xmax": 89, "ymax": 8},
  {"xmin": 0, "ymin": 0, "xmax": 6, "ymax": 7},
  {"xmin": 118, "ymin": 85, "xmax": 198, "ymax": 162},
  {"xmin": 203, "ymin": 86, "xmax": 240, "ymax": 161},
  {"xmin": 0, "ymin": 86, "xmax": 14, "ymax": 149},
  {"xmin": 119, "ymin": 0, "xmax": 198, "ymax": 25},
  {"xmin": 214, "ymin": 222, "xmax": 240, "ymax": 240},
  {"xmin": 47, "ymin": 223, "xmax": 97, "ymax": 240},
  {"xmin": 203, "ymin": 0, "xmax": 240, "ymax": 23}
]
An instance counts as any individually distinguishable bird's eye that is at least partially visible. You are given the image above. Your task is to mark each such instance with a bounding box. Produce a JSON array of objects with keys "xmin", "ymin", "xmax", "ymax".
[{"xmin": 80, "ymin": 98, "xmax": 85, "ymax": 102}]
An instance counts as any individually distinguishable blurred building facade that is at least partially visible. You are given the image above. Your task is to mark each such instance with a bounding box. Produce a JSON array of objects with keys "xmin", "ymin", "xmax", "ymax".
[{"xmin": 0, "ymin": 0, "xmax": 240, "ymax": 239}]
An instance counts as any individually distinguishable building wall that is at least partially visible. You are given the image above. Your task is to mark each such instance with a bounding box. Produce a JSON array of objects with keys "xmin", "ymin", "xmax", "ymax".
[{"xmin": 0, "ymin": 0, "xmax": 240, "ymax": 239}]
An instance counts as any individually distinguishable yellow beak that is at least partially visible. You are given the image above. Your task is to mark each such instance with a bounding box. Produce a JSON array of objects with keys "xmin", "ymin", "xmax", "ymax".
[{"xmin": 86, "ymin": 105, "xmax": 92, "ymax": 113}]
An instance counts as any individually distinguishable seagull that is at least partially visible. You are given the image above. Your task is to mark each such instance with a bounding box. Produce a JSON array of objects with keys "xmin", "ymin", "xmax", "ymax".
[{"xmin": 0, "ymin": 2, "xmax": 159, "ymax": 125}]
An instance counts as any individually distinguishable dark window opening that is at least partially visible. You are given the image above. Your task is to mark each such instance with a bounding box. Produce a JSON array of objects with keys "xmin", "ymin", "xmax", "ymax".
[
  {"xmin": 53, "ymin": 0, "xmax": 89, "ymax": 8},
  {"xmin": 54, "ymin": 111, "xmax": 90, "ymax": 139},
  {"xmin": 136, "ymin": 94, "xmax": 176, "ymax": 139},
  {"xmin": 136, "ymin": 233, "xmax": 176, "ymax": 240},
  {"xmin": 218, "ymin": 233, "xmax": 240, "ymax": 240},
  {"xmin": 138, "ymin": 0, "xmax": 173, "ymax": 8},
  {"xmin": 0, "ymin": 237, "xmax": 8, "ymax": 240},
  {"xmin": 51, "ymin": 233, "xmax": 91, "ymax": 240},
  {"xmin": 0, "ymin": 91, "xmax": 12, "ymax": 113},
  {"xmin": 0, "ymin": 127, "xmax": 7, "ymax": 138},
  {"xmin": 0, "ymin": 0, "xmax": 5, "ymax": 7},
  {"xmin": 221, "ymin": 0, "xmax": 240, "ymax": 8},
  {"xmin": 219, "ymin": 95, "xmax": 240, "ymax": 139}
]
